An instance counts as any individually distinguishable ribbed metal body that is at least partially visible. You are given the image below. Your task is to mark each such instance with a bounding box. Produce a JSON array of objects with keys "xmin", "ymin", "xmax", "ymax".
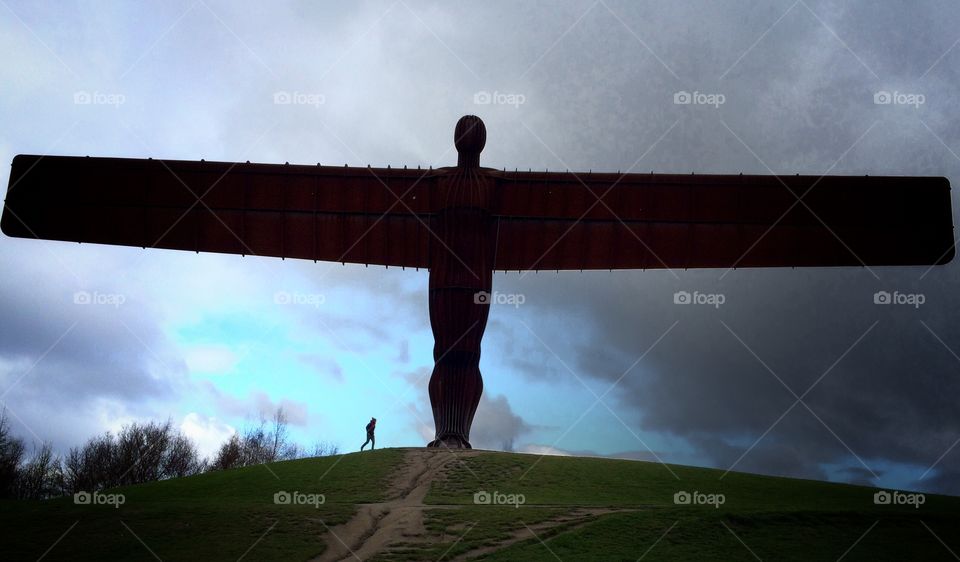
[{"xmin": 427, "ymin": 117, "xmax": 492, "ymax": 448}]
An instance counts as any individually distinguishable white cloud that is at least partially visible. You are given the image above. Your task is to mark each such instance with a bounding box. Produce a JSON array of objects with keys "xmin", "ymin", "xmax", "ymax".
[
  {"xmin": 181, "ymin": 412, "xmax": 236, "ymax": 460},
  {"xmin": 414, "ymin": 419, "xmax": 434, "ymax": 444},
  {"xmin": 520, "ymin": 444, "xmax": 572, "ymax": 457},
  {"xmin": 92, "ymin": 399, "xmax": 142, "ymax": 435},
  {"xmin": 202, "ymin": 383, "xmax": 310, "ymax": 427},
  {"xmin": 470, "ymin": 393, "xmax": 531, "ymax": 451},
  {"xmin": 184, "ymin": 345, "xmax": 239, "ymax": 375}
]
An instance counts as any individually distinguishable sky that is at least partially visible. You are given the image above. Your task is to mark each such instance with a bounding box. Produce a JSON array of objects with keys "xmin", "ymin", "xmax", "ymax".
[{"xmin": 1, "ymin": 0, "xmax": 960, "ymax": 495}]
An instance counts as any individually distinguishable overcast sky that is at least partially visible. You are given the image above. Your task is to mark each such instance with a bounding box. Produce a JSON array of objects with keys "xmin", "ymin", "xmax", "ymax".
[{"xmin": 2, "ymin": 0, "xmax": 960, "ymax": 495}]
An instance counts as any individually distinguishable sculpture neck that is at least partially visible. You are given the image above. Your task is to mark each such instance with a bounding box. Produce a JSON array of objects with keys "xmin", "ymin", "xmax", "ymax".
[{"xmin": 457, "ymin": 152, "xmax": 480, "ymax": 168}]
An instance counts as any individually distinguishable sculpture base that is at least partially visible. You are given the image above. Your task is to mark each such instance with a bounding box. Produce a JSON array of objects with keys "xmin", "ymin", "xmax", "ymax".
[{"xmin": 427, "ymin": 435, "xmax": 472, "ymax": 449}]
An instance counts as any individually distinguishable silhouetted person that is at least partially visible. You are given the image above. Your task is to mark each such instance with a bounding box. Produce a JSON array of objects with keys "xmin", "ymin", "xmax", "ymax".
[{"xmin": 360, "ymin": 417, "xmax": 376, "ymax": 451}]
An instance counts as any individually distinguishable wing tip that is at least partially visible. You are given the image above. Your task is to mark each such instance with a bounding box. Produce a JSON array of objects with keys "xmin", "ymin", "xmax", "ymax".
[
  {"xmin": 937, "ymin": 243, "xmax": 955, "ymax": 265},
  {"xmin": 11, "ymin": 153, "xmax": 34, "ymax": 167},
  {"xmin": 0, "ymin": 204, "xmax": 25, "ymax": 238}
]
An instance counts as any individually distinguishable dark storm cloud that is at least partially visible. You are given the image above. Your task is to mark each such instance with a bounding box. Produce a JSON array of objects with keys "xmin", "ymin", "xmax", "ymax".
[
  {"xmin": 841, "ymin": 466, "xmax": 884, "ymax": 487},
  {"xmin": 470, "ymin": 393, "xmax": 533, "ymax": 451},
  {"xmin": 458, "ymin": 0, "xmax": 960, "ymax": 494},
  {"xmin": 399, "ymin": 367, "xmax": 532, "ymax": 450},
  {"xmin": 494, "ymin": 265, "xmax": 960, "ymax": 492},
  {"xmin": 0, "ymin": 242, "xmax": 189, "ymax": 449},
  {"xmin": 3, "ymin": 0, "xmax": 960, "ymax": 494}
]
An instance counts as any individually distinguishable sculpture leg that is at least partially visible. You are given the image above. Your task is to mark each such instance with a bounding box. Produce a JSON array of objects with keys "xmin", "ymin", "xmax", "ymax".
[
  {"xmin": 426, "ymin": 205, "xmax": 492, "ymax": 448},
  {"xmin": 426, "ymin": 283, "xmax": 490, "ymax": 449},
  {"xmin": 427, "ymin": 353, "xmax": 483, "ymax": 448}
]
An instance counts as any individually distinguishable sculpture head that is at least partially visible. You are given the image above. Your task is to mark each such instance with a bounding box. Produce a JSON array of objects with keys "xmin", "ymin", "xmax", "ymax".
[{"xmin": 455, "ymin": 115, "xmax": 486, "ymax": 168}]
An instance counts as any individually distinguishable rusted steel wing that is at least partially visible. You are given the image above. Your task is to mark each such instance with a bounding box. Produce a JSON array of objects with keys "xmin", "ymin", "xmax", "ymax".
[
  {"xmin": 1, "ymin": 155, "xmax": 438, "ymax": 268},
  {"xmin": 490, "ymin": 171, "xmax": 954, "ymax": 271}
]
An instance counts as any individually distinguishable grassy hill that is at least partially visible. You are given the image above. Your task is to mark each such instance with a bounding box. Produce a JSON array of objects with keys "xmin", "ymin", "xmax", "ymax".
[{"xmin": 1, "ymin": 448, "xmax": 957, "ymax": 561}]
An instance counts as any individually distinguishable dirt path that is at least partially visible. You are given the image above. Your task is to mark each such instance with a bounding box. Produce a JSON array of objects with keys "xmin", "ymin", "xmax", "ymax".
[
  {"xmin": 449, "ymin": 506, "xmax": 638, "ymax": 562},
  {"xmin": 314, "ymin": 448, "xmax": 478, "ymax": 562},
  {"xmin": 313, "ymin": 449, "xmax": 639, "ymax": 561}
]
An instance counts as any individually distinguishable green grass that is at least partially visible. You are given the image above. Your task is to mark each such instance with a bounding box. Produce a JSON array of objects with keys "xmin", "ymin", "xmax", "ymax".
[
  {"xmin": 1, "ymin": 448, "xmax": 958, "ymax": 561},
  {"xmin": 424, "ymin": 452, "xmax": 960, "ymax": 561},
  {"xmin": 376, "ymin": 507, "xmax": 567, "ymax": 561},
  {"xmin": 480, "ymin": 510, "xmax": 960, "ymax": 561},
  {"xmin": 427, "ymin": 452, "xmax": 949, "ymax": 511},
  {"xmin": 0, "ymin": 448, "xmax": 402, "ymax": 561}
]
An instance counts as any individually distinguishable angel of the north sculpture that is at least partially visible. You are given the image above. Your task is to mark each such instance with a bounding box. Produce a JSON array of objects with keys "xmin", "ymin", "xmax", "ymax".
[{"xmin": 1, "ymin": 115, "xmax": 954, "ymax": 448}]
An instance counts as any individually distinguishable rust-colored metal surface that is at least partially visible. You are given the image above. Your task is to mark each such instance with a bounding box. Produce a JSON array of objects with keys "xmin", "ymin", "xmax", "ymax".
[
  {"xmin": 1, "ymin": 155, "xmax": 439, "ymax": 268},
  {"xmin": 489, "ymin": 171, "xmax": 954, "ymax": 270},
  {"xmin": 2, "ymin": 115, "xmax": 955, "ymax": 447},
  {"xmin": 427, "ymin": 115, "xmax": 493, "ymax": 448}
]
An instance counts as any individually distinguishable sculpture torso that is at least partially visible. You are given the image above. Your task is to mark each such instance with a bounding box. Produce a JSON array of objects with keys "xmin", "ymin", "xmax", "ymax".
[{"xmin": 426, "ymin": 116, "xmax": 494, "ymax": 448}]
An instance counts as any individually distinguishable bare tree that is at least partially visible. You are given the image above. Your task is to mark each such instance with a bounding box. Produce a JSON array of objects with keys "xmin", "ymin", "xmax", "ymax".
[
  {"xmin": 163, "ymin": 433, "xmax": 205, "ymax": 478},
  {"xmin": 309, "ymin": 441, "xmax": 340, "ymax": 457},
  {"xmin": 209, "ymin": 434, "xmax": 243, "ymax": 471},
  {"xmin": 269, "ymin": 407, "xmax": 289, "ymax": 461},
  {"xmin": 0, "ymin": 409, "xmax": 25, "ymax": 498},
  {"xmin": 241, "ymin": 417, "xmax": 271, "ymax": 465},
  {"xmin": 208, "ymin": 407, "xmax": 297, "ymax": 471},
  {"xmin": 281, "ymin": 442, "xmax": 303, "ymax": 460},
  {"xmin": 63, "ymin": 420, "xmax": 204, "ymax": 492},
  {"xmin": 115, "ymin": 420, "xmax": 172, "ymax": 485},
  {"xmin": 64, "ymin": 432, "xmax": 115, "ymax": 494},
  {"xmin": 16, "ymin": 442, "xmax": 63, "ymax": 499},
  {"xmin": 206, "ymin": 406, "xmax": 343, "ymax": 471}
]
